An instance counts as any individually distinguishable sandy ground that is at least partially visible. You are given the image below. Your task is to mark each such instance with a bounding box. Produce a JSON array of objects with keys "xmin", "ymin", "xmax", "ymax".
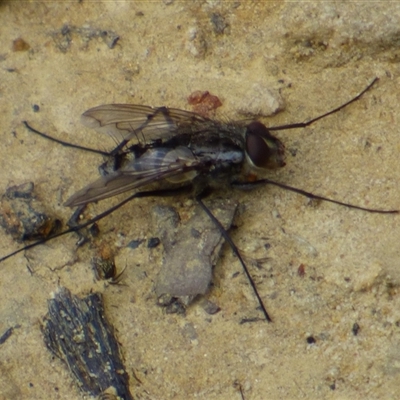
[{"xmin": 1, "ymin": 1, "xmax": 400, "ymax": 399}]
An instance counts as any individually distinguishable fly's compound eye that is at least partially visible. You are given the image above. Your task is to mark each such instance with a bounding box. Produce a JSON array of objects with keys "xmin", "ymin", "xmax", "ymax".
[{"xmin": 245, "ymin": 121, "xmax": 286, "ymax": 169}]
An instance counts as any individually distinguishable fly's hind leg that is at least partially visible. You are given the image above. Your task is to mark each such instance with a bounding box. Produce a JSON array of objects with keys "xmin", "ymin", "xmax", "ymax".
[
  {"xmin": 66, "ymin": 205, "xmax": 99, "ymax": 247},
  {"xmin": 22, "ymin": 121, "xmax": 109, "ymax": 156}
]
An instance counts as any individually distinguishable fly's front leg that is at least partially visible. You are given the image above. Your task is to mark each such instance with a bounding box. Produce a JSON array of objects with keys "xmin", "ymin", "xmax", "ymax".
[{"xmin": 231, "ymin": 178, "xmax": 398, "ymax": 214}]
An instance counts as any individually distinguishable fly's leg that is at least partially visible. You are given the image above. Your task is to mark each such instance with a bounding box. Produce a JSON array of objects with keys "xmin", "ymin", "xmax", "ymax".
[
  {"xmin": 268, "ymin": 77, "xmax": 378, "ymax": 132},
  {"xmin": 22, "ymin": 122, "xmax": 109, "ymax": 156},
  {"xmin": 196, "ymin": 193, "xmax": 272, "ymax": 322},
  {"xmin": 0, "ymin": 185, "xmax": 193, "ymax": 263},
  {"xmin": 67, "ymin": 204, "xmax": 97, "ymax": 247},
  {"xmin": 232, "ymin": 178, "xmax": 398, "ymax": 214}
]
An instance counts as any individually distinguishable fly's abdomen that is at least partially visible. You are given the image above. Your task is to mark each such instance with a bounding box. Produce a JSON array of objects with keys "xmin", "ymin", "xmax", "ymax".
[{"xmin": 130, "ymin": 147, "xmax": 199, "ymax": 183}]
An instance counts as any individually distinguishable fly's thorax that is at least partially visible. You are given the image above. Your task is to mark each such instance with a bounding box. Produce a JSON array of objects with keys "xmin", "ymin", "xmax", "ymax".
[{"xmin": 190, "ymin": 138, "xmax": 244, "ymax": 167}]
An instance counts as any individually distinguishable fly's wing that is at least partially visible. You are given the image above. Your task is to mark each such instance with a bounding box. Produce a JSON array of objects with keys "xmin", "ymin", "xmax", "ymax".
[
  {"xmin": 64, "ymin": 147, "xmax": 201, "ymax": 207},
  {"xmin": 81, "ymin": 104, "xmax": 211, "ymax": 146}
]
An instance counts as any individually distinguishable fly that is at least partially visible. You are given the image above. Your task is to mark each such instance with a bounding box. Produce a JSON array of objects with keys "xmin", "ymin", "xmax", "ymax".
[
  {"xmin": 1, "ymin": 77, "xmax": 397, "ymax": 322},
  {"xmin": 63, "ymin": 103, "xmax": 282, "ymax": 207}
]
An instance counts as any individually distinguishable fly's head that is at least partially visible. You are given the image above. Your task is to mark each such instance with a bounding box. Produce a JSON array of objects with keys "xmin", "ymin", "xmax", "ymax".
[{"xmin": 245, "ymin": 121, "xmax": 285, "ymax": 170}]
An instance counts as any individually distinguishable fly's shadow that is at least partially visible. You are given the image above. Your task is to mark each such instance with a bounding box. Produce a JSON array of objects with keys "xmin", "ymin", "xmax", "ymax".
[{"xmin": 1, "ymin": 77, "xmax": 397, "ymax": 322}]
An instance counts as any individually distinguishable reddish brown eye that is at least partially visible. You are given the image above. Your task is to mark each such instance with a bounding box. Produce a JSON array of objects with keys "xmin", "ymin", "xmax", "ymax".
[
  {"xmin": 245, "ymin": 121, "xmax": 285, "ymax": 169},
  {"xmin": 246, "ymin": 131, "xmax": 270, "ymax": 168}
]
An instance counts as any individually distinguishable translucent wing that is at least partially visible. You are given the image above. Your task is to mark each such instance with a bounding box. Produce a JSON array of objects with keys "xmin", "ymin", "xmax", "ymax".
[
  {"xmin": 64, "ymin": 147, "xmax": 200, "ymax": 207},
  {"xmin": 81, "ymin": 104, "xmax": 211, "ymax": 145}
]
